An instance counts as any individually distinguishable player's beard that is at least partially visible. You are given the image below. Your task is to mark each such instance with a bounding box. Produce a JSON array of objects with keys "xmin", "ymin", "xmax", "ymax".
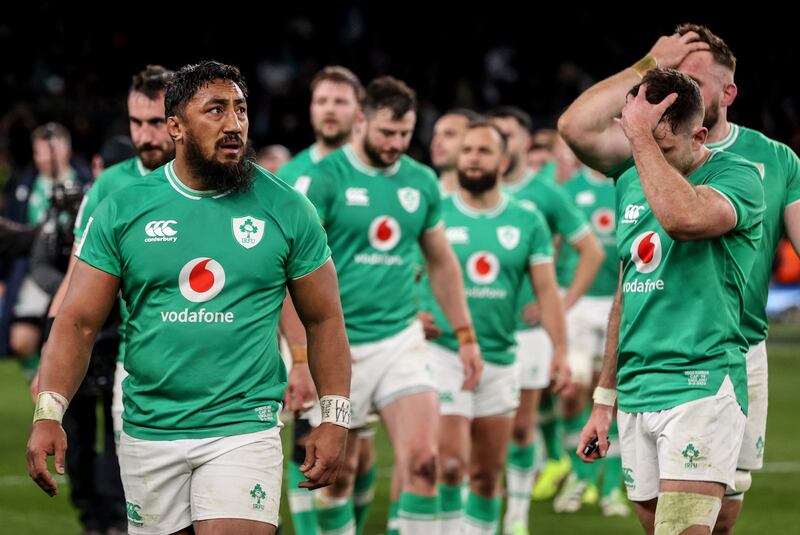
[
  {"xmin": 504, "ymin": 153, "xmax": 521, "ymax": 177},
  {"xmin": 457, "ymin": 167, "xmax": 499, "ymax": 194},
  {"xmin": 184, "ymin": 132, "xmax": 256, "ymax": 193},
  {"xmin": 137, "ymin": 142, "xmax": 175, "ymax": 171},
  {"xmin": 363, "ymin": 135, "xmax": 402, "ymax": 168},
  {"xmin": 703, "ymin": 96, "xmax": 721, "ymax": 131},
  {"xmin": 315, "ymin": 121, "xmax": 351, "ymax": 148}
]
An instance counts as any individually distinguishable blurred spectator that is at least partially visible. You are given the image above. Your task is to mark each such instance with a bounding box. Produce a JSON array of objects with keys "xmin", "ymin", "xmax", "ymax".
[{"xmin": 257, "ymin": 144, "xmax": 292, "ymax": 173}]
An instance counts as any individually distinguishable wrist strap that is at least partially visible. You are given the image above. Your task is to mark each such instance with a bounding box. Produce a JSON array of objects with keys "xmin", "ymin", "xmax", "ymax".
[
  {"xmin": 319, "ymin": 395, "xmax": 350, "ymax": 429},
  {"xmin": 454, "ymin": 325, "xmax": 477, "ymax": 346},
  {"xmin": 33, "ymin": 391, "xmax": 68, "ymax": 424},
  {"xmin": 290, "ymin": 345, "xmax": 308, "ymax": 365},
  {"xmin": 592, "ymin": 386, "xmax": 617, "ymax": 407},
  {"xmin": 631, "ymin": 54, "xmax": 658, "ymax": 78}
]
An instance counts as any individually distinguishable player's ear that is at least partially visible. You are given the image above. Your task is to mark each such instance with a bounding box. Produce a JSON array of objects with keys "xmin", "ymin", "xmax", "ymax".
[
  {"xmin": 167, "ymin": 115, "xmax": 183, "ymax": 144},
  {"xmin": 692, "ymin": 125, "xmax": 708, "ymax": 149}
]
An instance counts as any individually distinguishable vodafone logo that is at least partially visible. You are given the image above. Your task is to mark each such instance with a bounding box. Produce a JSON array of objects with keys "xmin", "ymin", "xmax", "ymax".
[
  {"xmin": 179, "ymin": 258, "xmax": 226, "ymax": 302},
  {"xmin": 368, "ymin": 216, "xmax": 401, "ymax": 251},
  {"xmin": 592, "ymin": 208, "xmax": 615, "ymax": 234},
  {"xmin": 466, "ymin": 252, "xmax": 500, "ymax": 284},
  {"xmin": 630, "ymin": 232, "xmax": 662, "ymax": 274}
]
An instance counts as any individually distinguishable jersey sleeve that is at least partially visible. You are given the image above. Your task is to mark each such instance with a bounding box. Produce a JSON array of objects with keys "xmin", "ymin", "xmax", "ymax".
[
  {"xmin": 545, "ymin": 183, "xmax": 591, "ymax": 243},
  {"xmin": 303, "ymin": 162, "xmax": 337, "ymax": 223},
  {"xmin": 75, "ymin": 197, "xmax": 122, "ymax": 277},
  {"xmin": 527, "ymin": 207, "xmax": 555, "ymax": 265},
  {"xmin": 706, "ymin": 160, "xmax": 764, "ymax": 230},
  {"xmin": 421, "ymin": 167, "xmax": 443, "ymax": 231},
  {"xmin": 73, "ymin": 179, "xmax": 103, "ymax": 241},
  {"xmin": 782, "ymin": 144, "xmax": 800, "ymax": 207},
  {"xmin": 285, "ymin": 193, "xmax": 332, "ymax": 280}
]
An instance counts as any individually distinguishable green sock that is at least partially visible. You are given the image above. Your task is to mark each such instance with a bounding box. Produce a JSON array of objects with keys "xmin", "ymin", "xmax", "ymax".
[
  {"xmin": 316, "ymin": 494, "xmax": 354, "ymax": 535},
  {"xmin": 602, "ymin": 419, "xmax": 623, "ymax": 496},
  {"xmin": 505, "ymin": 441, "xmax": 536, "ymax": 524},
  {"xmin": 19, "ymin": 352, "xmax": 40, "ymax": 383},
  {"xmin": 287, "ymin": 460, "xmax": 318, "ymax": 535},
  {"xmin": 440, "ymin": 483, "xmax": 463, "ymax": 531},
  {"xmin": 464, "ymin": 491, "xmax": 500, "ymax": 534},
  {"xmin": 353, "ymin": 464, "xmax": 376, "ymax": 535},
  {"xmin": 398, "ymin": 492, "xmax": 439, "ymax": 532},
  {"xmin": 564, "ymin": 407, "xmax": 598, "ymax": 483},
  {"xmin": 387, "ymin": 500, "xmax": 399, "ymax": 535},
  {"xmin": 539, "ymin": 393, "xmax": 563, "ymax": 461}
]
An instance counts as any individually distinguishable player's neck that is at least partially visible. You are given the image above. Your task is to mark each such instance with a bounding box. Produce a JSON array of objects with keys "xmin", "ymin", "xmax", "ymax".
[
  {"xmin": 439, "ymin": 170, "xmax": 459, "ymax": 194},
  {"xmin": 686, "ymin": 146, "xmax": 713, "ymax": 176},
  {"xmin": 460, "ymin": 185, "xmax": 502, "ymax": 210},
  {"xmin": 705, "ymin": 118, "xmax": 732, "ymax": 145},
  {"xmin": 316, "ymin": 136, "xmax": 351, "ymax": 159},
  {"xmin": 502, "ymin": 161, "xmax": 530, "ymax": 185}
]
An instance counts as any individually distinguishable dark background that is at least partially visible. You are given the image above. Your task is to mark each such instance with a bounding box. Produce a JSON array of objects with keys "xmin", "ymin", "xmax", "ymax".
[{"xmin": 1, "ymin": 4, "xmax": 797, "ymax": 169}]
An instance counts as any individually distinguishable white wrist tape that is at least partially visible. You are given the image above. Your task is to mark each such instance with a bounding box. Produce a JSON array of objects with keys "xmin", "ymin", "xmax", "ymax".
[
  {"xmin": 319, "ymin": 395, "xmax": 351, "ymax": 429},
  {"xmin": 33, "ymin": 391, "xmax": 69, "ymax": 424},
  {"xmin": 592, "ymin": 386, "xmax": 617, "ymax": 407}
]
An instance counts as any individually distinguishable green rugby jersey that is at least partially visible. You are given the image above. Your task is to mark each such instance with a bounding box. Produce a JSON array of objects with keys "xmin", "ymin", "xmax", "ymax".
[
  {"xmin": 503, "ymin": 169, "xmax": 590, "ymax": 329},
  {"xmin": 556, "ymin": 169, "xmax": 618, "ymax": 296},
  {"xmin": 613, "ymin": 150, "xmax": 763, "ymax": 413},
  {"xmin": 77, "ymin": 161, "xmax": 330, "ymax": 439},
  {"xmin": 74, "ymin": 157, "xmax": 152, "ymax": 364},
  {"xmin": 276, "ymin": 143, "xmax": 323, "ymax": 194},
  {"xmin": 304, "ymin": 145, "xmax": 441, "ymax": 345},
  {"xmin": 422, "ymin": 192, "xmax": 553, "ymax": 365},
  {"xmin": 708, "ymin": 124, "xmax": 800, "ymax": 346}
]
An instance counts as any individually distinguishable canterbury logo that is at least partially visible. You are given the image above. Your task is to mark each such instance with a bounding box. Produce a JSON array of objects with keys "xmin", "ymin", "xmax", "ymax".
[{"xmin": 145, "ymin": 220, "xmax": 177, "ymax": 237}]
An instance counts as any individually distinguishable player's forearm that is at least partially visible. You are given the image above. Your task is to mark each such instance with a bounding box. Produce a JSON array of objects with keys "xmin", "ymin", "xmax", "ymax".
[
  {"xmin": 596, "ymin": 285, "xmax": 622, "ymax": 390},
  {"xmin": 560, "ymin": 70, "xmax": 640, "ymax": 139},
  {"xmin": 306, "ymin": 314, "xmax": 351, "ymax": 398},
  {"xmin": 629, "ymin": 134, "xmax": 706, "ymax": 236},
  {"xmin": 428, "ymin": 252, "xmax": 472, "ymax": 330},
  {"xmin": 563, "ymin": 234, "xmax": 605, "ymax": 309},
  {"xmin": 38, "ymin": 312, "xmax": 99, "ymax": 400}
]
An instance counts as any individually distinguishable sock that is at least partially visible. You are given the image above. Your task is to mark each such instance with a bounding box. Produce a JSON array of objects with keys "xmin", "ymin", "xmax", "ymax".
[
  {"xmin": 539, "ymin": 394, "xmax": 563, "ymax": 461},
  {"xmin": 504, "ymin": 442, "xmax": 535, "ymax": 526},
  {"xmin": 563, "ymin": 406, "xmax": 598, "ymax": 483},
  {"xmin": 353, "ymin": 464, "xmax": 376, "ymax": 535},
  {"xmin": 439, "ymin": 483, "xmax": 463, "ymax": 533},
  {"xmin": 463, "ymin": 491, "xmax": 500, "ymax": 535},
  {"xmin": 387, "ymin": 501, "xmax": 399, "ymax": 535},
  {"xmin": 288, "ymin": 460, "xmax": 319, "ymax": 535},
  {"xmin": 316, "ymin": 494, "xmax": 355, "ymax": 535},
  {"xmin": 398, "ymin": 492, "xmax": 439, "ymax": 534}
]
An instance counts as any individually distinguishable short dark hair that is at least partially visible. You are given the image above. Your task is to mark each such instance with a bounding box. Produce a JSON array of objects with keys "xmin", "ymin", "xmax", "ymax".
[
  {"xmin": 130, "ymin": 65, "xmax": 174, "ymax": 100},
  {"xmin": 31, "ymin": 122, "xmax": 71, "ymax": 147},
  {"xmin": 364, "ymin": 76, "xmax": 417, "ymax": 119},
  {"xmin": 444, "ymin": 108, "xmax": 483, "ymax": 122},
  {"xmin": 465, "ymin": 120, "xmax": 508, "ymax": 152},
  {"xmin": 311, "ymin": 66, "xmax": 365, "ymax": 105},
  {"xmin": 487, "ymin": 106, "xmax": 532, "ymax": 132},
  {"xmin": 675, "ymin": 23, "xmax": 736, "ymax": 73},
  {"xmin": 630, "ymin": 68, "xmax": 704, "ymax": 134},
  {"xmin": 165, "ymin": 60, "xmax": 248, "ymax": 118}
]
